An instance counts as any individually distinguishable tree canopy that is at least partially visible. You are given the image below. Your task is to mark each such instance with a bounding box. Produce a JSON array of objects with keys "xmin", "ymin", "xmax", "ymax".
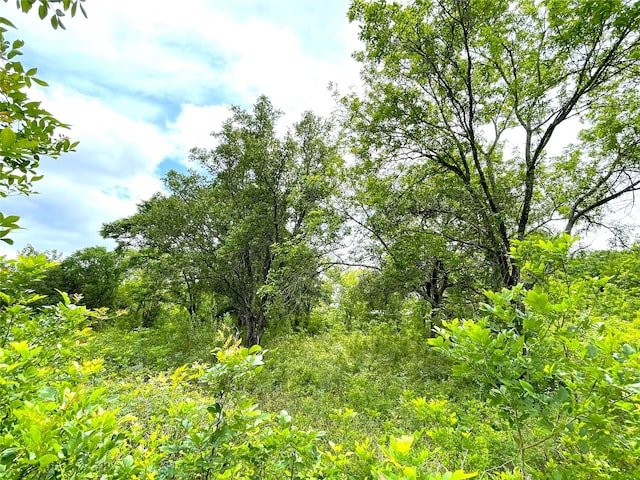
[
  {"xmin": 104, "ymin": 96, "xmax": 343, "ymax": 345},
  {"xmin": 342, "ymin": 0, "xmax": 640, "ymax": 296},
  {"xmin": 1, "ymin": 1, "xmax": 640, "ymax": 478}
]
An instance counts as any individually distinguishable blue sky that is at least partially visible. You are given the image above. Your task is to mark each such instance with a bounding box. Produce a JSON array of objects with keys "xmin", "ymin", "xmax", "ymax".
[{"xmin": 1, "ymin": 0, "xmax": 360, "ymax": 256}]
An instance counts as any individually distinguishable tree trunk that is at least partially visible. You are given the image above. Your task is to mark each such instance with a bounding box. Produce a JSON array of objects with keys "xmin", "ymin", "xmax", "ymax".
[{"xmin": 241, "ymin": 311, "xmax": 265, "ymax": 347}]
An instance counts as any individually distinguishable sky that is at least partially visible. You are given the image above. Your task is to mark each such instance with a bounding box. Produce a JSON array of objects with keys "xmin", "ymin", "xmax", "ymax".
[{"xmin": 0, "ymin": 0, "xmax": 361, "ymax": 257}]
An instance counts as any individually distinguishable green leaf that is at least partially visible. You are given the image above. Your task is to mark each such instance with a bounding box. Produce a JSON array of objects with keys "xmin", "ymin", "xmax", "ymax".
[
  {"xmin": 0, "ymin": 127, "xmax": 17, "ymax": 149},
  {"xmin": 626, "ymin": 382, "xmax": 640, "ymax": 393},
  {"xmin": 56, "ymin": 289, "xmax": 71, "ymax": 305},
  {"xmin": 525, "ymin": 289, "xmax": 551, "ymax": 314},
  {"xmin": 390, "ymin": 435, "xmax": 414, "ymax": 454},
  {"xmin": 39, "ymin": 386, "xmax": 59, "ymax": 402},
  {"xmin": 39, "ymin": 453, "xmax": 58, "ymax": 467},
  {"xmin": 577, "ymin": 439, "xmax": 589, "ymax": 454},
  {"xmin": 2, "ymin": 215, "xmax": 20, "ymax": 224},
  {"xmin": 158, "ymin": 445, "xmax": 180, "ymax": 454},
  {"xmin": 519, "ymin": 379, "xmax": 535, "ymax": 395},
  {"xmin": 0, "ymin": 17, "xmax": 17, "ymax": 29},
  {"xmin": 450, "ymin": 471, "xmax": 478, "ymax": 480},
  {"xmin": 0, "ymin": 447, "xmax": 19, "ymax": 465}
]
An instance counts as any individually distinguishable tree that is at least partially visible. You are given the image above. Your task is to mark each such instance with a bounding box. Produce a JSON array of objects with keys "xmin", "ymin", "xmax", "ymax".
[
  {"xmin": 102, "ymin": 186, "xmax": 212, "ymax": 324},
  {"xmin": 104, "ymin": 96, "xmax": 343, "ymax": 345},
  {"xmin": 342, "ymin": 0, "xmax": 640, "ymax": 293},
  {"xmin": 0, "ymin": 0, "xmax": 84, "ymax": 244},
  {"xmin": 345, "ymin": 167, "xmax": 488, "ymax": 328},
  {"xmin": 16, "ymin": 245, "xmax": 125, "ymax": 311},
  {"xmin": 55, "ymin": 246, "xmax": 123, "ymax": 310}
]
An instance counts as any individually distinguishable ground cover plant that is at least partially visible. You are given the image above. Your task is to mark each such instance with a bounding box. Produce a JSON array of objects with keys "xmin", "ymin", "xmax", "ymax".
[{"xmin": 1, "ymin": 255, "xmax": 487, "ymax": 479}]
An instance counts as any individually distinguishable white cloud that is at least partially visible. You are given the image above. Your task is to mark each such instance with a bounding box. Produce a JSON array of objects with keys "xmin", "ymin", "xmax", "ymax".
[
  {"xmin": 11, "ymin": 1, "xmax": 360, "ymax": 116},
  {"xmin": 2, "ymin": 85, "xmax": 168, "ymax": 254},
  {"xmin": 2, "ymin": 1, "xmax": 361, "ymax": 255},
  {"xmin": 44, "ymin": 87, "xmax": 171, "ymax": 176},
  {"xmin": 166, "ymin": 104, "xmax": 232, "ymax": 158}
]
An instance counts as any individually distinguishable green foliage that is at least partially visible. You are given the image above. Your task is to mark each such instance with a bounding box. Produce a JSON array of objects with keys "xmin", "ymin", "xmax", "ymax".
[
  {"xmin": 5, "ymin": 0, "xmax": 640, "ymax": 477},
  {"xmin": 90, "ymin": 319, "xmax": 232, "ymax": 372},
  {"xmin": 104, "ymin": 96, "xmax": 344, "ymax": 345},
  {"xmin": 5, "ymin": 246, "xmax": 125, "ymax": 315},
  {"xmin": 4, "ymin": 0, "xmax": 88, "ymax": 30},
  {"xmin": 0, "ymin": 0, "xmax": 83, "ymax": 244},
  {"xmin": 342, "ymin": 0, "xmax": 640, "ymax": 302},
  {"xmin": 0, "ymin": 253, "xmax": 57, "ymax": 345},
  {"xmin": 2, "ymin": 254, "xmax": 486, "ymax": 479},
  {"xmin": 570, "ymin": 245, "xmax": 640, "ymax": 345},
  {"xmin": 56, "ymin": 246, "xmax": 123, "ymax": 310},
  {"xmin": 8, "ymin": 238, "xmax": 640, "ymax": 478},
  {"xmin": 430, "ymin": 235, "xmax": 640, "ymax": 478},
  {"xmin": 0, "ymin": 257, "xmax": 156, "ymax": 479}
]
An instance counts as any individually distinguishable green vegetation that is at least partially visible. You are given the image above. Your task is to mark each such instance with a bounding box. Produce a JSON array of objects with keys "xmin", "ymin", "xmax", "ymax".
[
  {"xmin": 2, "ymin": 240, "xmax": 639, "ymax": 478},
  {"xmin": 0, "ymin": 0, "xmax": 82, "ymax": 244},
  {"xmin": 102, "ymin": 97, "xmax": 343, "ymax": 345},
  {"xmin": 1, "ymin": 0, "xmax": 640, "ymax": 478}
]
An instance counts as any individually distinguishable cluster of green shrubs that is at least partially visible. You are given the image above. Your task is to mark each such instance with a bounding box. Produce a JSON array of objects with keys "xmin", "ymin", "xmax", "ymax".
[
  {"xmin": 2, "ymin": 235, "xmax": 639, "ymax": 478},
  {"xmin": 1, "ymin": 255, "xmax": 481, "ymax": 479}
]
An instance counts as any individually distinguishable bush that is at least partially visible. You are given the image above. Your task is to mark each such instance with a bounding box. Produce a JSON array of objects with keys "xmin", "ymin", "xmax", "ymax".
[
  {"xmin": 1, "ymin": 255, "xmax": 475, "ymax": 479},
  {"xmin": 430, "ymin": 235, "xmax": 640, "ymax": 478}
]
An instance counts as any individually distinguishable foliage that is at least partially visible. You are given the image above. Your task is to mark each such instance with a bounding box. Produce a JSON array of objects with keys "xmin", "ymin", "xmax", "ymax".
[
  {"xmin": 111, "ymin": 250, "xmax": 172, "ymax": 328},
  {"xmin": 430, "ymin": 235, "xmax": 640, "ymax": 478},
  {"xmin": 3, "ymin": 1, "xmax": 640, "ymax": 478},
  {"xmin": 5, "ymin": 240, "xmax": 640, "ymax": 478},
  {"xmin": 0, "ymin": 256, "xmax": 156, "ymax": 479},
  {"xmin": 341, "ymin": 0, "xmax": 640, "ymax": 303},
  {"xmin": 54, "ymin": 246, "xmax": 123, "ymax": 310},
  {"xmin": 4, "ymin": 0, "xmax": 87, "ymax": 30},
  {"xmin": 1, "ymin": 255, "xmax": 482, "ymax": 479},
  {"xmin": 5, "ymin": 246, "xmax": 124, "ymax": 314},
  {"xmin": 0, "ymin": 0, "xmax": 82, "ymax": 244},
  {"xmin": 104, "ymin": 96, "xmax": 344, "ymax": 345},
  {"xmin": 569, "ymin": 245, "xmax": 640, "ymax": 344}
]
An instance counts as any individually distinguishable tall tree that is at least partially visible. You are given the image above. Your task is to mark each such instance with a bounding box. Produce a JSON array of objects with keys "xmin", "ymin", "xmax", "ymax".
[
  {"xmin": 104, "ymin": 97, "xmax": 343, "ymax": 345},
  {"xmin": 345, "ymin": 166, "xmax": 486, "ymax": 319},
  {"xmin": 103, "ymin": 187, "xmax": 210, "ymax": 324},
  {"xmin": 343, "ymin": 0, "xmax": 640, "ymax": 291}
]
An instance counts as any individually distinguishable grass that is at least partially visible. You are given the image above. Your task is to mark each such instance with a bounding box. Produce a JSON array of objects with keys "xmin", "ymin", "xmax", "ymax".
[{"xmin": 87, "ymin": 315, "xmax": 516, "ymax": 474}]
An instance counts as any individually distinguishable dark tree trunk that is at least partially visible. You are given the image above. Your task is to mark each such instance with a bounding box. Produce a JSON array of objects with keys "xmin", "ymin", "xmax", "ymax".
[
  {"xmin": 420, "ymin": 260, "xmax": 451, "ymax": 338},
  {"xmin": 241, "ymin": 311, "xmax": 265, "ymax": 347},
  {"xmin": 188, "ymin": 300, "xmax": 197, "ymax": 326}
]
